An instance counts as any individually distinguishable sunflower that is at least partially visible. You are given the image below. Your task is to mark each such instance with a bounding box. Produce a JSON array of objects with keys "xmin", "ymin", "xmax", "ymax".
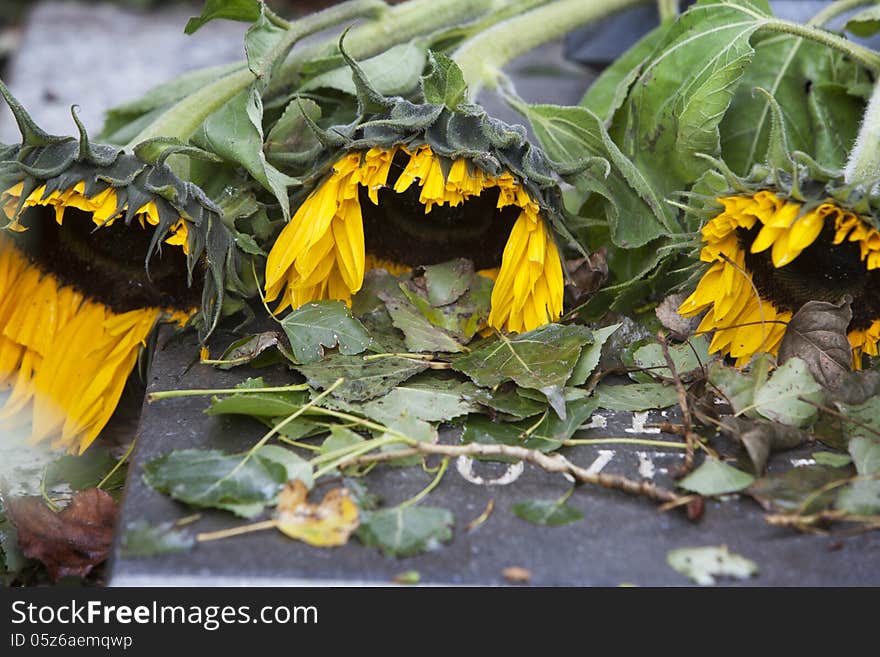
[
  {"xmin": 678, "ymin": 190, "xmax": 880, "ymax": 368},
  {"xmin": 0, "ymin": 96, "xmax": 231, "ymax": 453},
  {"xmin": 265, "ymin": 144, "xmax": 563, "ymax": 333}
]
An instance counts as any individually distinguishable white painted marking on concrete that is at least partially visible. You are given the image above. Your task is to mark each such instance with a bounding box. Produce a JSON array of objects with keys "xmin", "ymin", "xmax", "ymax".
[
  {"xmin": 626, "ymin": 411, "xmax": 661, "ymax": 434},
  {"xmin": 455, "ymin": 456, "xmax": 524, "ymax": 486},
  {"xmin": 636, "ymin": 452, "xmax": 656, "ymax": 480},
  {"xmin": 585, "ymin": 450, "xmax": 615, "ymax": 475},
  {"xmin": 790, "ymin": 458, "xmax": 816, "ymax": 467},
  {"xmin": 581, "ymin": 414, "xmax": 608, "ymax": 430}
]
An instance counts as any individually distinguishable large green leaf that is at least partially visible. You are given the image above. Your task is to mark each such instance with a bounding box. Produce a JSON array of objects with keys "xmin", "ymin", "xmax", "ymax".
[
  {"xmin": 294, "ymin": 352, "xmax": 429, "ymax": 402},
  {"xmin": 612, "ymin": 0, "xmax": 766, "ymax": 199},
  {"xmin": 192, "ymin": 84, "xmax": 296, "ymax": 219},
  {"xmin": 143, "ymin": 449, "xmax": 287, "ymax": 518},
  {"xmin": 678, "ymin": 459, "xmax": 755, "ymax": 496},
  {"xmin": 451, "ymin": 324, "xmax": 593, "ymax": 418},
  {"xmin": 185, "ymin": 0, "xmax": 262, "ymax": 34},
  {"xmin": 512, "ymin": 498, "xmax": 583, "ymax": 526},
  {"xmin": 301, "ymin": 42, "xmax": 428, "ymax": 97},
  {"xmin": 357, "ymin": 506, "xmax": 454, "ymax": 557},
  {"xmin": 517, "ymin": 102, "xmax": 674, "ymax": 248},
  {"xmin": 280, "ymin": 300, "xmax": 372, "ymax": 364},
  {"xmin": 720, "ymin": 32, "xmax": 868, "ymax": 174}
]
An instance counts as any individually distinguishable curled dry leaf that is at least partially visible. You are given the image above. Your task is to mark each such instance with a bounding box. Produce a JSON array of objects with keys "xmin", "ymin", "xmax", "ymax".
[
  {"xmin": 275, "ymin": 480, "xmax": 359, "ymax": 547},
  {"xmin": 655, "ymin": 293, "xmax": 701, "ymax": 340},
  {"xmin": 4, "ymin": 488, "xmax": 117, "ymax": 582},
  {"xmin": 778, "ymin": 298, "xmax": 852, "ymax": 389},
  {"xmin": 565, "ymin": 247, "xmax": 608, "ymax": 304}
]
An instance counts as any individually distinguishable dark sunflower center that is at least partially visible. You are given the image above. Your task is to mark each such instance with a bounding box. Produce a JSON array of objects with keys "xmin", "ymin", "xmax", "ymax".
[
  {"xmin": 13, "ymin": 204, "xmax": 200, "ymax": 313},
  {"xmin": 359, "ymin": 151, "xmax": 519, "ymax": 270},
  {"xmin": 738, "ymin": 219, "xmax": 880, "ymax": 331}
]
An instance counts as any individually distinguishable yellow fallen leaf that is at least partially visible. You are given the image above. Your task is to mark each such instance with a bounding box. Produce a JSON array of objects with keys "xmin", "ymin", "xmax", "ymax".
[{"xmin": 275, "ymin": 480, "xmax": 359, "ymax": 547}]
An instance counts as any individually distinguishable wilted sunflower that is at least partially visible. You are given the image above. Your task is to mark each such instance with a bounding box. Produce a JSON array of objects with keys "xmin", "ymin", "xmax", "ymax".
[
  {"xmin": 0, "ymin": 91, "xmax": 231, "ymax": 453},
  {"xmin": 263, "ymin": 53, "xmax": 570, "ymax": 334},
  {"xmin": 679, "ymin": 181, "xmax": 880, "ymax": 368}
]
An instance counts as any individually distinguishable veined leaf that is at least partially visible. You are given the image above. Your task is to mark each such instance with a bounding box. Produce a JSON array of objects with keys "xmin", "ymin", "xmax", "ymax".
[
  {"xmin": 613, "ymin": 0, "xmax": 767, "ymax": 200},
  {"xmin": 280, "ymin": 300, "xmax": 372, "ymax": 364},
  {"xmin": 357, "ymin": 506, "xmax": 454, "ymax": 557},
  {"xmin": 185, "ymin": 0, "xmax": 262, "ymax": 35},
  {"xmin": 720, "ymin": 32, "xmax": 868, "ymax": 174},
  {"xmin": 451, "ymin": 324, "xmax": 593, "ymax": 418}
]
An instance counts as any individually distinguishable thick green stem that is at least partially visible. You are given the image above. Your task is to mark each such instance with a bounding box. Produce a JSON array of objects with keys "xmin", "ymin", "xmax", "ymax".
[
  {"xmin": 452, "ymin": 0, "xmax": 648, "ymax": 95},
  {"xmin": 266, "ymin": 0, "xmax": 511, "ymax": 98},
  {"xmin": 758, "ymin": 17, "xmax": 880, "ymax": 73},
  {"xmin": 124, "ymin": 0, "xmax": 390, "ymax": 148},
  {"xmin": 845, "ymin": 79, "xmax": 880, "ymax": 186}
]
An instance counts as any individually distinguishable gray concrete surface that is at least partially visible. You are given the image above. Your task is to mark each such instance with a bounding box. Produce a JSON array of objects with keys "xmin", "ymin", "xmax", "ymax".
[{"xmin": 0, "ymin": 1, "xmax": 247, "ymax": 142}]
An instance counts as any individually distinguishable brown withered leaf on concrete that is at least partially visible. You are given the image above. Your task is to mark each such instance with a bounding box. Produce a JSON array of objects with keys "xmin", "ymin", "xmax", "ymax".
[{"xmin": 5, "ymin": 488, "xmax": 117, "ymax": 581}]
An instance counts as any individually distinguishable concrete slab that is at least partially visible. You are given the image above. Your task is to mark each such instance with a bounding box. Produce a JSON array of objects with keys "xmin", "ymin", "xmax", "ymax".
[{"xmin": 108, "ymin": 325, "xmax": 880, "ymax": 586}]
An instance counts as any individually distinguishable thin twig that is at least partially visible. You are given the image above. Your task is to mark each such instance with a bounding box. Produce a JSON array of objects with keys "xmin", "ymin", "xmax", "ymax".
[
  {"xmin": 360, "ymin": 441, "xmax": 683, "ymax": 504},
  {"xmin": 657, "ymin": 332, "xmax": 696, "ymax": 475}
]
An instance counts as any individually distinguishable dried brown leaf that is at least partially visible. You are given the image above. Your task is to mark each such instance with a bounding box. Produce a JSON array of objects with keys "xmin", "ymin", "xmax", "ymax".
[
  {"xmin": 5, "ymin": 488, "xmax": 117, "ymax": 582},
  {"xmin": 656, "ymin": 293, "xmax": 701, "ymax": 340},
  {"xmin": 565, "ymin": 248, "xmax": 608, "ymax": 304},
  {"xmin": 778, "ymin": 298, "xmax": 852, "ymax": 389}
]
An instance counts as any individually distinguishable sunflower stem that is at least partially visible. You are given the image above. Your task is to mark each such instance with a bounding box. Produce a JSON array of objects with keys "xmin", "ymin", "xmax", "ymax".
[
  {"xmin": 452, "ymin": 0, "xmax": 648, "ymax": 95},
  {"xmin": 845, "ymin": 79, "xmax": 880, "ymax": 188},
  {"xmin": 124, "ymin": 0, "xmax": 390, "ymax": 149},
  {"xmin": 757, "ymin": 17, "xmax": 880, "ymax": 73}
]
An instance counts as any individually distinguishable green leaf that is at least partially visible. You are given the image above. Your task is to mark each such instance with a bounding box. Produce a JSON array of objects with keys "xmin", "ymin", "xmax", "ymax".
[
  {"xmin": 850, "ymin": 436, "xmax": 880, "ymax": 475},
  {"xmin": 380, "ymin": 288, "xmax": 464, "ymax": 353},
  {"xmin": 192, "ymin": 84, "xmax": 296, "ymax": 219},
  {"xmin": 812, "ymin": 451, "xmax": 852, "ymax": 468},
  {"xmin": 320, "ymin": 426, "xmax": 365, "ymax": 455},
  {"xmin": 335, "ymin": 376, "xmax": 480, "ymax": 425},
  {"xmin": 280, "ymin": 300, "xmax": 372, "ymax": 364},
  {"xmin": 294, "ymin": 352, "xmax": 429, "ymax": 402},
  {"xmin": 720, "ymin": 32, "xmax": 868, "ymax": 174},
  {"xmin": 119, "ymin": 521, "xmax": 196, "ymax": 558},
  {"xmin": 467, "ymin": 385, "xmax": 548, "ymax": 420},
  {"xmin": 580, "ymin": 22, "xmax": 671, "ymax": 122},
  {"xmin": 614, "ymin": 0, "xmax": 764, "ymax": 198},
  {"xmin": 421, "ymin": 51, "xmax": 467, "ymax": 111},
  {"xmin": 301, "ymin": 42, "xmax": 427, "ymax": 97},
  {"xmin": 451, "ymin": 324, "xmax": 593, "ymax": 418},
  {"xmin": 185, "ymin": 0, "xmax": 262, "ymax": 35},
  {"xmin": 593, "ymin": 383, "xmax": 679, "ymax": 411},
  {"xmin": 845, "ymin": 6, "xmax": 880, "ymax": 37},
  {"xmin": 517, "ymin": 102, "xmax": 673, "ymax": 248},
  {"xmin": 398, "ymin": 269, "xmax": 492, "ymax": 344},
  {"xmin": 569, "ymin": 323, "xmax": 621, "ymax": 386},
  {"xmin": 42, "ymin": 448, "xmax": 118, "ymax": 492},
  {"xmin": 631, "ymin": 335, "xmax": 711, "ymax": 380},
  {"xmin": 206, "ymin": 384, "xmax": 309, "ymax": 418},
  {"xmin": 837, "ymin": 479, "xmax": 880, "ymax": 515},
  {"xmin": 748, "ymin": 465, "xmax": 850, "ymax": 513},
  {"xmin": 461, "ymin": 398, "xmax": 597, "ymax": 454},
  {"xmin": 423, "ymin": 258, "xmax": 474, "ymax": 306},
  {"xmin": 256, "ymin": 445, "xmax": 313, "ymax": 489},
  {"xmin": 143, "ymin": 449, "xmax": 286, "ymax": 518},
  {"xmin": 708, "ymin": 356, "xmax": 772, "ymax": 416},
  {"xmin": 357, "ymin": 506, "xmax": 454, "ymax": 557},
  {"xmin": 511, "ymin": 498, "xmax": 583, "ymax": 526},
  {"xmin": 667, "ymin": 546, "xmax": 758, "ymax": 586},
  {"xmin": 678, "ymin": 459, "xmax": 755, "ymax": 496},
  {"xmin": 244, "ymin": 5, "xmax": 287, "ymax": 78},
  {"xmin": 751, "ymin": 357, "xmax": 822, "ymax": 427},
  {"xmin": 265, "ymin": 97, "xmax": 323, "ymax": 164}
]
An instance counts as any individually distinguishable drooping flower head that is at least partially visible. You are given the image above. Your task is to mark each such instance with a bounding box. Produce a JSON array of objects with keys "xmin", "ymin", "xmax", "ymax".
[
  {"xmin": 678, "ymin": 130, "xmax": 880, "ymax": 369},
  {"xmin": 0, "ymin": 85, "xmax": 233, "ymax": 453},
  {"xmin": 264, "ymin": 52, "xmax": 569, "ymax": 334}
]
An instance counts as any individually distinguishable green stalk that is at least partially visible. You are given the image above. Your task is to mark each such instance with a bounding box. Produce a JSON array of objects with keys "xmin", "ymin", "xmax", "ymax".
[
  {"xmin": 453, "ymin": 0, "xmax": 648, "ymax": 95},
  {"xmin": 758, "ymin": 17, "xmax": 880, "ymax": 73},
  {"xmin": 125, "ymin": 0, "xmax": 502, "ymax": 149},
  {"xmin": 845, "ymin": 79, "xmax": 880, "ymax": 186}
]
